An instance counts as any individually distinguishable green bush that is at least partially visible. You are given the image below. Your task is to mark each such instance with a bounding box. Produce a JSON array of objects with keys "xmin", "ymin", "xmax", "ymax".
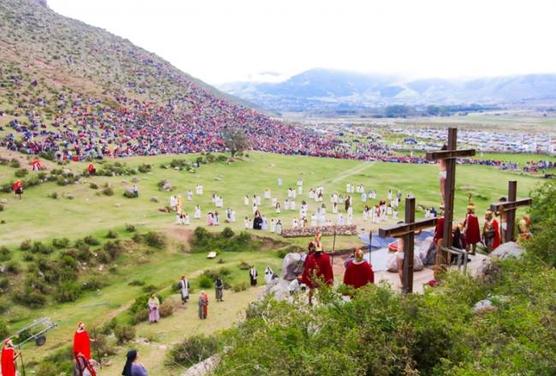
[
  {"xmin": 114, "ymin": 324, "xmax": 136, "ymax": 344},
  {"xmin": 89, "ymin": 182, "xmax": 99, "ymax": 189},
  {"xmin": 0, "ymin": 246, "xmax": 11, "ymax": 262},
  {"xmin": 232, "ymin": 282, "xmax": 248, "ymax": 292},
  {"xmin": 9, "ymin": 159, "xmax": 20, "ymax": 168},
  {"xmin": 221, "ymin": 227, "xmax": 235, "ymax": 238},
  {"xmin": 14, "ymin": 168, "xmax": 28, "ymax": 178},
  {"xmin": 198, "ymin": 275, "xmax": 213, "ymax": 289},
  {"xmin": 83, "ymin": 235, "xmax": 100, "ymax": 246},
  {"xmin": 12, "ymin": 288, "xmax": 46, "ymax": 308},
  {"xmin": 20, "ymin": 239, "xmax": 32, "ymax": 251},
  {"xmin": 125, "ymin": 224, "xmax": 136, "ymax": 232},
  {"xmin": 0, "ymin": 320, "xmax": 8, "ymax": 340},
  {"xmin": 102, "ymin": 186, "xmax": 114, "ymax": 196},
  {"xmin": 167, "ymin": 335, "xmax": 219, "ymax": 367},
  {"xmin": 143, "ymin": 231, "xmax": 166, "ymax": 249},
  {"xmin": 106, "ymin": 230, "xmax": 118, "ymax": 239},
  {"xmin": 52, "ymin": 237, "xmax": 70, "ymax": 249},
  {"xmin": 30, "ymin": 241, "xmax": 54, "ymax": 255},
  {"xmin": 55, "ymin": 282, "xmax": 81, "ymax": 303}
]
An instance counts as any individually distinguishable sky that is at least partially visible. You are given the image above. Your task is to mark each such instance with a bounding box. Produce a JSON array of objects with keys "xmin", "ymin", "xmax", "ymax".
[{"xmin": 47, "ymin": 0, "xmax": 556, "ymax": 85}]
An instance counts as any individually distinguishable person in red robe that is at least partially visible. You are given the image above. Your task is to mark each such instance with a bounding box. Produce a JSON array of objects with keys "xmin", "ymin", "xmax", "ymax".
[
  {"xmin": 1, "ymin": 338, "xmax": 19, "ymax": 376},
  {"xmin": 300, "ymin": 241, "xmax": 334, "ymax": 304},
  {"xmin": 73, "ymin": 322, "xmax": 92, "ymax": 360},
  {"xmin": 343, "ymin": 248, "xmax": 374, "ymax": 289},
  {"xmin": 87, "ymin": 163, "xmax": 96, "ymax": 175},
  {"xmin": 463, "ymin": 204, "xmax": 481, "ymax": 255},
  {"xmin": 11, "ymin": 180, "xmax": 23, "ymax": 200},
  {"xmin": 483, "ymin": 210, "xmax": 501, "ymax": 251}
]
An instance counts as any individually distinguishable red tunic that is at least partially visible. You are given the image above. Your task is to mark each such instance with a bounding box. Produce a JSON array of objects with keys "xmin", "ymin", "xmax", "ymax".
[
  {"xmin": 1, "ymin": 346, "xmax": 16, "ymax": 376},
  {"xmin": 343, "ymin": 260, "xmax": 374, "ymax": 288},
  {"xmin": 464, "ymin": 214, "xmax": 481, "ymax": 244},
  {"xmin": 301, "ymin": 252, "xmax": 334, "ymax": 288},
  {"xmin": 434, "ymin": 217, "xmax": 445, "ymax": 242},
  {"xmin": 491, "ymin": 219, "xmax": 501, "ymax": 250},
  {"xmin": 73, "ymin": 330, "xmax": 91, "ymax": 360}
]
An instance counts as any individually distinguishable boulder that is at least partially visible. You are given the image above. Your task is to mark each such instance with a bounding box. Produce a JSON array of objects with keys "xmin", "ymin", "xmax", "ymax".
[
  {"xmin": 473, "ymin": 299, "xmax": 496, "ymax": 314},
  {"xmin": 490, "ymin": 241, "xmax": 525, "ymax": 260}
]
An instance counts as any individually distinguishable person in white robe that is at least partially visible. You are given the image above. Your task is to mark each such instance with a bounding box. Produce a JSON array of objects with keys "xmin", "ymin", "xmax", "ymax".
[
  {"xmin": 186, "ymin": 190, "xmax": 193, "ymax": 201},
  {"xmin": 194, "ymin": 205, "xmax": 201, "ymax": 219},
  {"xmin": 290, "ymin": 201, "xmax": 296, "ymax": 210},
  {"xmin": 244, "ymin": 195, "xmax": 250, "ymax": 206},
  {"xmin": 244, "ymin": 217, "xmax": 251, "ymax": 229},
  {"xmin": 275, "ymin": 202, "xmax": 281, "ymax": 213},
  {"xmin": 178, "ymin": 276, "xmax": 190, "ymax": 304},
  {"xmin": 230, "ymin": 210, "xmax": 236, "ymax": 223},
  {"xmin": 337, "ymin": 214, "xmax": 345, "ymax": 225},
  {"xmin": 264, "ymin": 266, "xmax": 275, "ymax": 284},
  {"xmin": 275, "ymin": 220, "xmax": 283, "ymax": 234},
  {"xmin": 270, "ymin": 219, "xmax": 276, "ymax": 233}
]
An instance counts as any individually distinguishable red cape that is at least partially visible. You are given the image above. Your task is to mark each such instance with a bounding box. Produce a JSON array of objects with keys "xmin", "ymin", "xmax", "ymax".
[
  {"xmin": 73, "ymin": 330, "xmax": 91, "ymax": 360},
  {"xmin": 434, "ymin": 217, "xmax": 445, "ymax": 242},
  {"xmin": 491, "ymin": 219, "xmax": 501, "ymax": 249},
  {"xmin": 343, "ymin": 260, "xmax": 374, "ymax": 288},
  {"xmin": 301, "ymin": 252, "xmax": 334, "ymax": 288},
  {"xmin": 464, "ymin": 214, "xmax": 481, "ymax": 244},
  {"xmin": 1, "ymin": 346, "xmax": 16, "ymax": 376}
]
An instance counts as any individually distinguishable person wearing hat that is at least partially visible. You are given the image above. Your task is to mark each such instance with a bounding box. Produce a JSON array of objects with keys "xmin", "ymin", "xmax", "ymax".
[
  {"xmin": 73, "ymin": 322, "xmax": 92, "ymax": 360},
  {"xmin": 1, "ymin": 338, "xmax": 19, "ymax": 376},
  {"xmin": 343, "ymin": 248, "xmax": 374, "ymax": 289},
  {"xmin": 463, "ymin": 203, "xmax": 481, "ymax": 255},
  {"xmin": 483, "ymin": 210, "xmax": 501, "ymax": 251}
]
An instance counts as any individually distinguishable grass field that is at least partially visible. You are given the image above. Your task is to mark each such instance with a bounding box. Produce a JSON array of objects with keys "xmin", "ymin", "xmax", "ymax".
[{"xmin": 0, "ymin": 150, "xmax": 547, "ymax": 374}]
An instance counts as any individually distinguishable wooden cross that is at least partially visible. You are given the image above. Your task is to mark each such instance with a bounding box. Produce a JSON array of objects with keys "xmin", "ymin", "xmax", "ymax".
[
  {"xmin": 426, "ymin": 128, "xmax": 475, "ymax": 267},
  {"xmin": 490, "ymin": 181, "xmax": 532, "ymax": 242},
  {"xmin": 379, "ymin": 197, "xmax": 437, "ymax": 293}
]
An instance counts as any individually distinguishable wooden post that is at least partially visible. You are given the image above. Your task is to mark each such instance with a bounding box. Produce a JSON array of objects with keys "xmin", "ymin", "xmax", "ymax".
[
  {"xmin": 426, "ymin": 128, "xmax": 475, "ymax": 270},
  {"xmin": 402, "ymin": 198, "xmax": 416, "ymax": 293},
  {"xmin": 490, "ymin": 181, "xmax": 532, "ymax": 243},
  {"xmin": 379, "ymin": 198, "xmax": 437, "ymax": 293}
]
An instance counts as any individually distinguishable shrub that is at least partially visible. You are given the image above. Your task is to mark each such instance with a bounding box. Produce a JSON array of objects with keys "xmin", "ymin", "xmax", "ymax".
[
  {"xmin": 83, "ymin": 235, "xmax": 100, "ymax": 246},
  {"xmin": 123, "ymin": 190, "xmax": 138, "ymax": 198},
  {"xmin": 9, "ymin": 159, "xmax": 20, "ymax": 168},
  {"xmin": 14, "ymin": 168, "xmax": 28, "ymax": 178},
  {"xmin": 137, "ymin": 163, "xmax": 151, "ymax": 173},
  {"xmin": 89, "ymin": 182, "xmax": 99, "ymax": 189},
  {"xmin": 232, "ymin": 282, "xmax": 248, "ymax": 292},
  {"xmin": 114, "ymin": 324, "xmax": 136, "ymax": 344},
  {"xmin": 168, "ymin": 335, "xmax": 219, "ymax": 367},
  {"xmin": 128, "ymin": 279, "xmax": 145, "ymax": 287},
  {"xmin": 48, "ymin": 192, "xmax": 59, "ymax": 199},
  {"xmin": 20, "ymin": 239, "xmax": 32, "ymax": 251},
  {"xmin": 125, "ymin": 224, "xmax": 136, "ymax": 232},
  {"xmin": 5, "ymin": 261, "xmax": 20, "ymax": 274},
  {"xmin": 132, "ymin": 309, "xmax": 149, "ymax": 324},
  {"xmin": 159, "ymin": 300, "xmax": 175, "ymax": 318},
  {"xmin": 106, "ymin": 230, "xmax": 118, "ymax": 239},
  {"xmin": 143, "ymin": 232, "xmax": 166, "ymax": 249},
  {"xmin": 102, "ymin": 186, "xmax": 114, "ymax": 196},
  {"xmin": 238, "ymin": 261, "xmax": 250, "ymax": 270},
  {"xmin": 0, "ymin": 246, "xmax": 11, "ymax": 262},
  {"xmin": 0, "ymin": 320, "xmax": 8, "ymax": 340},
  {"xmin": 12, "ymin": 288, "xmax": 46, "ymax": 308},
  {"xmin": 35, "ymin": 361, "xmax": 60, "ymax": 376},
  {"xmin": 55, "ymin": 282, "xmax": 81, "ymax": 303},
  {"xmin": 81, "ymin": 277, "xmax": 106, "ymax": 291},
  {"xmin": 198, "ymin": 275, "xmax": 213, "ymax": 289},
  {"xmin": 221, "ymin": 227, "xmax": 235, "ymax": 238},
  {"xmin": 30, "ymin": 241, "xmax": 54, "ymax": 255},
  {"xmin": 52, "ymin": 237, "xmax": 70, "ymax": 249}
]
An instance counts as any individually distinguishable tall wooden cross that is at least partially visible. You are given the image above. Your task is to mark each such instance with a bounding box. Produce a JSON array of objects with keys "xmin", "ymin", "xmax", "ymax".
[
  {"xmin": 490, "ymin": 181, "xmax": 532, "ymax": 242},
  {"xmin": 426, "ymin": 128, "xmax": 475, "ymax": 267},
  {"xmin": 379, "ymin": 197, "xmax": 437, "ymax": 293}
]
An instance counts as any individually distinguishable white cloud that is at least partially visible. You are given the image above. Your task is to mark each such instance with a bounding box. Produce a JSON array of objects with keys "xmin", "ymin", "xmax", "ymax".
[{"xmin": 48, "ymin": 0, "xmax": 556, "ymax": 85}]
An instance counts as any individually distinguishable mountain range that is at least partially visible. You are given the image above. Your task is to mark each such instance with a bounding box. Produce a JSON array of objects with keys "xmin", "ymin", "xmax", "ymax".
[{"xmin": 220, "ymin": 68, "xmax": 556, "ymax": 114}]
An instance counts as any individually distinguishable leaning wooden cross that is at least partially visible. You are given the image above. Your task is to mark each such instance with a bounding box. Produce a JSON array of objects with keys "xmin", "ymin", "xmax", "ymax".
[
  {"xmin": 490, "ymin": 180, "xmax": 532, "ymax": 242},
  {"xmin": 379, "ymin": 197, "xmax": 437, "ymax": 293},
  {"xmin": 426, "ymin": 128, "xmax": 475, "ymax": 268}
]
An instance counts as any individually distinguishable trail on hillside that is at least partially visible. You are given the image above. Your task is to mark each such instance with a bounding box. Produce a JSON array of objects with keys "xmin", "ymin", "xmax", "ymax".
[{"xmin": 313, "ymin": 161, "xmax": 375, "ymax": 188}]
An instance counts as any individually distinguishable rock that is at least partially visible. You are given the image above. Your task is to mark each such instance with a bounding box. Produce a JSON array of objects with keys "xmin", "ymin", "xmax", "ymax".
[
  {"xmin": 115, "ymin": 203, "xmax": 121, "ymax": 208},
  {"xmin": 473, "ymin": 299, "xmax": 496, "ymax": 314},
  {"xmin": 1, "ymin": 199, "xmax": 8, "ymax": 204},
  {"xmin": 183, "ymin": 355, "xmax": 220, "ymax": 376},
  {"xmin": 490, "ymin": 241, "xmax": 525, "ymax": 260}
]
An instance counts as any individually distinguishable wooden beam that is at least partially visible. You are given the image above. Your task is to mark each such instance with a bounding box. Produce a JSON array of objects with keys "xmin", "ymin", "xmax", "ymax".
[
  {"xmin": 378, "ymin": 217, "xmax": 437, "ymax": 238},
  {"xmin": 425, "ymin": 149, "xmax": 476, "ymax": 161},
  {"xmin": 402, "ymin": 198, "xmax": 416, "ymax": 293},
  {"xmin": 490, "ymin": 198, "xmax": 532, "ymax": 212}
]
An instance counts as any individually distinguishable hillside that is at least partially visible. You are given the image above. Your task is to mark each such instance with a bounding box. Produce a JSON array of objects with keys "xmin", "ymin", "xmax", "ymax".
[
  {"xmin": 220, "ymin": 68, "xmax": 556, "ymax": 114},
  {"xmin": 0, "ymin": 0, "xmax": 338, "ymax": 160}
]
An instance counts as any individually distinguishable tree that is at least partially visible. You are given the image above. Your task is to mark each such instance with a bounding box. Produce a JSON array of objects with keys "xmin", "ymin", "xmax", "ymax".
[{"xmin": 221, "ymin": 128, "xmax": 249, "ymax": 157}]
